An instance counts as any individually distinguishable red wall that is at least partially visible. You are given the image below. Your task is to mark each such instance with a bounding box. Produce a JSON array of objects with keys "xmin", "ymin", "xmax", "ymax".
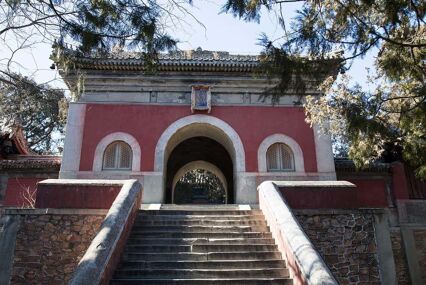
[
  {"xmin": 348, "ymin": 178, "xmax": 388, "ymax": 208},
  {"xmin": 280, "ymin": 178, "xmax": 389, "ymax": 209},
  {"xmin": 79, "ymin": 104, "xmax": 317, "ymax": 172},
  {"xmin": 4, "ymin": 178, "xmax": 42, "ymax": 207},
  {"xmin": 35, "ymin": 184, "xmax": 121, "ymax": 209},
  {"xmin": 391, "ymin": 162, "xmax": 410, "ymax": 199}
]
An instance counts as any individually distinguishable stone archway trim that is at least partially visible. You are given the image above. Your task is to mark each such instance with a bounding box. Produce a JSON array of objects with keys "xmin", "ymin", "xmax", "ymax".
[
  {"xmin": 92, "ymin": 132, "xmax": 141, "ymax": 172},
  {"xmin": 257, "ymin": 133, "xmax": 305, "ymax": 173},
  {"xmin": 171, "ymin": 160, "xmax": 228, "ymax": 204},
  {"xmin": 154, "ymin": 115, "xmax": 246, "ymax": 172}
]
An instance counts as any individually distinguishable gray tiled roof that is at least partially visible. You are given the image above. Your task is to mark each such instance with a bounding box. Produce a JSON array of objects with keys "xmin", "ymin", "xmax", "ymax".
[
  {"xmin": 0, "ymin": 156, "xmax": 61, "ymax": 170},
  {"xmin": 61, "ymin": 48, "xmax": 259, "ymax": 72},
  {"xmin": 334, "ymin": 158, "xmax": 390, "ymax": 173},
  {"xmin": 56, "ymin": 46, "xmax": 341, "ymax": 72}
]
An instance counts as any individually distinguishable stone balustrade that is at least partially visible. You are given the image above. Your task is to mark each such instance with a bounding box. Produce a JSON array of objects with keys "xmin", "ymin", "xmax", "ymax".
[
  {"xmin": 258, "ymin": 181, "xmax": 339, "ymax": 285},
  {"xmin": 68, "ymin": 179, "xmax": 142, "ymax": 285}
]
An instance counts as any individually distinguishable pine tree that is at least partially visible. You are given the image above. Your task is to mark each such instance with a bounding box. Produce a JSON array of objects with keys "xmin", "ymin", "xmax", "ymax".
[{"xmin": 223, "ymin": 0, "xmax": 426, "ymax": 177}]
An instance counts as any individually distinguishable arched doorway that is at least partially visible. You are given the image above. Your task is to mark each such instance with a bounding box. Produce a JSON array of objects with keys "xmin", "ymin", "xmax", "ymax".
[{"xmin": 165, "ymin": 137, "xmax": 234, "ymax": 203}]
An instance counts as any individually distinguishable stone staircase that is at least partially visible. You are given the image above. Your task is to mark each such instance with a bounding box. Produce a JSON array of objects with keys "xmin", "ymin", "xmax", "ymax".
[{"xmin": 110, "ymin": 205, "xmax": 292, "ymax": 284}]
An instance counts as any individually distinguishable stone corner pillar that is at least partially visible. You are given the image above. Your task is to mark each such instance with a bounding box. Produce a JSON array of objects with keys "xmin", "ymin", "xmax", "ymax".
[
  {"xmin": 59, "ymin": 103, "xmax": 87, "ymax": 179},
  {"xmin": 313, "ymin": 124, "xmax": 336, "ymax": 180}
]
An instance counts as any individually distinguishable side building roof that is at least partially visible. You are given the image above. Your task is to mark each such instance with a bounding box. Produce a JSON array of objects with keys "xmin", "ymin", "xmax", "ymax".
[{"xmin": 0, "ymin": 123, "xmax": 61, "ymax": 170}]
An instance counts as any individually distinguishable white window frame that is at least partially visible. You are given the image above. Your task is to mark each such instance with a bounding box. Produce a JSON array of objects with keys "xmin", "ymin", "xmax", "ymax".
[
  {"xmin": 258, "ymin": 134, "xmax": 305, "ymax": 173},
  {"xmin": 93, "ymin": 132, "xmax": 141, "ymax": 172}
]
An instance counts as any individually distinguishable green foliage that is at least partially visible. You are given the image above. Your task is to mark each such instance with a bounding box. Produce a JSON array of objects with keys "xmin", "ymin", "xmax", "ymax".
[
  {"xmin": 1, "ymin": 0, "xmax": 179, "ymax": 54},
  {"xmin": 1, "ymin": 0, "xmax": 184, "ymax": 152},
  {"xmin": 256, "ymin": 37, "xmax": 341, "ymax": 103},
  {"xmin": 223, "ymin": 0, "xmax": 426, "ymax": 177},
  {"xmin": 0, "ymin": 73, "xmax": 68, "ymax": 154},
  {"xmin": 174, "ymin": 169, "xmax": 226, "ymax": 204},
  {"xmin": 60, "ymin": 0, "xmax": 178, "ymax": 54}
]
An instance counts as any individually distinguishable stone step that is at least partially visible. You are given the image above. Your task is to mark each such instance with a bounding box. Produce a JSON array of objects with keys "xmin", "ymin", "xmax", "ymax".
[
  {"xmin": 137, "ymin": 214, "xmax": 264, "ymax": 221},
  {"xmin": 117, "ymin": 260, "xmax": 286, "ymax": 270},
  {"xmin": 139, "ymin": 210, "xmax": 263, "ymax": 216},
  {"xmin": 134, "ymin": 219, "xmax": 268, "ymax": 226},
  {"xmin": 124, "ymin": 244, "xmax": 278, "ymax": 253},
  {"xmin": 111, "ymin": 207, "xmax": 292, "ymax": 285},
  {"xmin": 159, "ymin": 204, "xmax": 244, "ymax": 210},
  {"xmin": 122, "ymin": 251, "xmax": 282, "ymax": 261},
  {"xmin": 113, "ymin": 268, "xmax": 289, "ymax": 279},
  {"xmin": 110, "ymin": 278, "xmax": 293, "ymax": 285},
  {"xmin": 129, "ymin": 231, "xmax": 273, "ymax": 239},
  {"xmin": 125, "ymin": 237, "xmax": 276, "ymax": 245},
  {"xmin": 132, "ymin": 225, "xmax": 269, "ymax": 233}
]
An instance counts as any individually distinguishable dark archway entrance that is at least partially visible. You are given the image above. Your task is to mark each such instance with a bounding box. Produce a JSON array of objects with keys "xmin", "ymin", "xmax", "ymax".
[{"xmin": 165, "ymin": 136, "xmax": 234, "ymax": 204}]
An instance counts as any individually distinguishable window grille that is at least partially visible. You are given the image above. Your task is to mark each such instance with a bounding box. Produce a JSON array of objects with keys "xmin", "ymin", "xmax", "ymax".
[
  {"xmin": 266, "ymin": 143, "xmax": 295, "ymax": 172},
  {"xmin": 102, "ymin": 141, "xmax": 132, "ymax": 170}
]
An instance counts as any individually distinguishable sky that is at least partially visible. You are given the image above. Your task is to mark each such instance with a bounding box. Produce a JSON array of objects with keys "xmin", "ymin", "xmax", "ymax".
[{"xmin": 0, "ymin": 0, "xmax": 375, "ymax": 91}]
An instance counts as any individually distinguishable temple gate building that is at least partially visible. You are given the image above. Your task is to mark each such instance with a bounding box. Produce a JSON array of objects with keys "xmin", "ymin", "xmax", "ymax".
[{"xmin": 58, "ymin": 47, "xmax": 337, "ymax": 204}]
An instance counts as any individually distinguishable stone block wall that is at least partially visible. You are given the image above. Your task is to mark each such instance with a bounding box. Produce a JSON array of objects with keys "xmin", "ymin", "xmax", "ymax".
[
  {"xmin": 390, "ymin": 230, "xmax": 411, "ymax": 285},
  {"xmin": 295, "ymin": 211, "xmax": 380, "ymax": 285},
  {"xmin": 414, "ymin": 229, "xmax": 426, "ymax": 284},
  {"xmin": 9, "ymin": 212, "xmax": 104, "ymax": 285}
]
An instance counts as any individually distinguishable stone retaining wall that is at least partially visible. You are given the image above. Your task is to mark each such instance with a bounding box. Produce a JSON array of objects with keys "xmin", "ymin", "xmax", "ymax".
[
  {"xmin": 389, "ymin": 230, "xmax": 411, "ymax": 285},
  {"xmin": 295, "ymin": 211, "xmax": 380, "ymax": 285},
  {"xmin": 9, "ymin": 212, "xmax": 104, "ymax": 285},
  {"xmin": 414, "ymin": 229, "xmax": 426, "ymax": 284}
]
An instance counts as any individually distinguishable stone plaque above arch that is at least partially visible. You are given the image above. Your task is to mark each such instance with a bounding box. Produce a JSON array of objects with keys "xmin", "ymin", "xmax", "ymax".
[{"xmin": 191, "ymin": 85, "xmax": 211, "ymax": 113}]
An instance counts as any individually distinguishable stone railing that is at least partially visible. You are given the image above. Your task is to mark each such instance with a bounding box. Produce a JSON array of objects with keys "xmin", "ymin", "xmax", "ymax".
[
  {"xmin": 258, "ymin": 181, "xmax": 340, "ymax": 285},
  {"xmin": 69, "ymin": 179, "xmax": 142, "ymax": 285}
]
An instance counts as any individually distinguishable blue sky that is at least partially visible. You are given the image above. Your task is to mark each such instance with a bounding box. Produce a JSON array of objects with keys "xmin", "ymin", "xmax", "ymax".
[
  {"xmin": 0, "ymin": 1, "xmax": 374, "ymax": 91},
  {"xmin": 173, "ymin": 1, "xmax": 375, "ymax": 90}
]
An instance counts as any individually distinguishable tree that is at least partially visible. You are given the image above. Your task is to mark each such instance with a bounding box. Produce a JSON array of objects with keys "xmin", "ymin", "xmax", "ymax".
[
  {"xmin": 223, "ymin": 0, "xmax": 426, "ymax": 177},
  {"xmin": 0, "ymin": 72, "xmax": 67, "ymax": 153},
  {"xmin": 1, "ymin": 0, "xmax": 192, "ymax": 152},
  {"xmin": 1, "ymin": 0, "xmax": 180, "ymax": 54}
]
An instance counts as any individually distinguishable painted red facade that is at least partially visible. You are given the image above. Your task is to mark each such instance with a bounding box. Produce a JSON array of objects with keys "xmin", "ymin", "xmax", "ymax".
[
  {"xmin": 79, "ymin": 104, "xmax": 317, "ymax": 173},
  {"xmin": 2, "ymin": 105, "xmax": 409, "ymax": 209}
]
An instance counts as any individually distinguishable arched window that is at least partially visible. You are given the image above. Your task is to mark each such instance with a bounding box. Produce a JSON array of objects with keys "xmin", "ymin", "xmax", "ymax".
[
  {"xmin": 266, "ymin": 143, "xmax": 294, "ymax": 171},
  {"xmin": 102, "ymin": 141, "xmax": 132, "ymax": 170}
]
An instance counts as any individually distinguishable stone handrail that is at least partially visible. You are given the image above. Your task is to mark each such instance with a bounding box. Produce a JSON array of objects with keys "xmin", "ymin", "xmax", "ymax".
[
  {"xmin": 69, "ymin": 179, "xmax": 142, "ymax": 285},
  {"xmin": 258, "ymin": 181, "xmax": 338, "ymax": 285}
]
